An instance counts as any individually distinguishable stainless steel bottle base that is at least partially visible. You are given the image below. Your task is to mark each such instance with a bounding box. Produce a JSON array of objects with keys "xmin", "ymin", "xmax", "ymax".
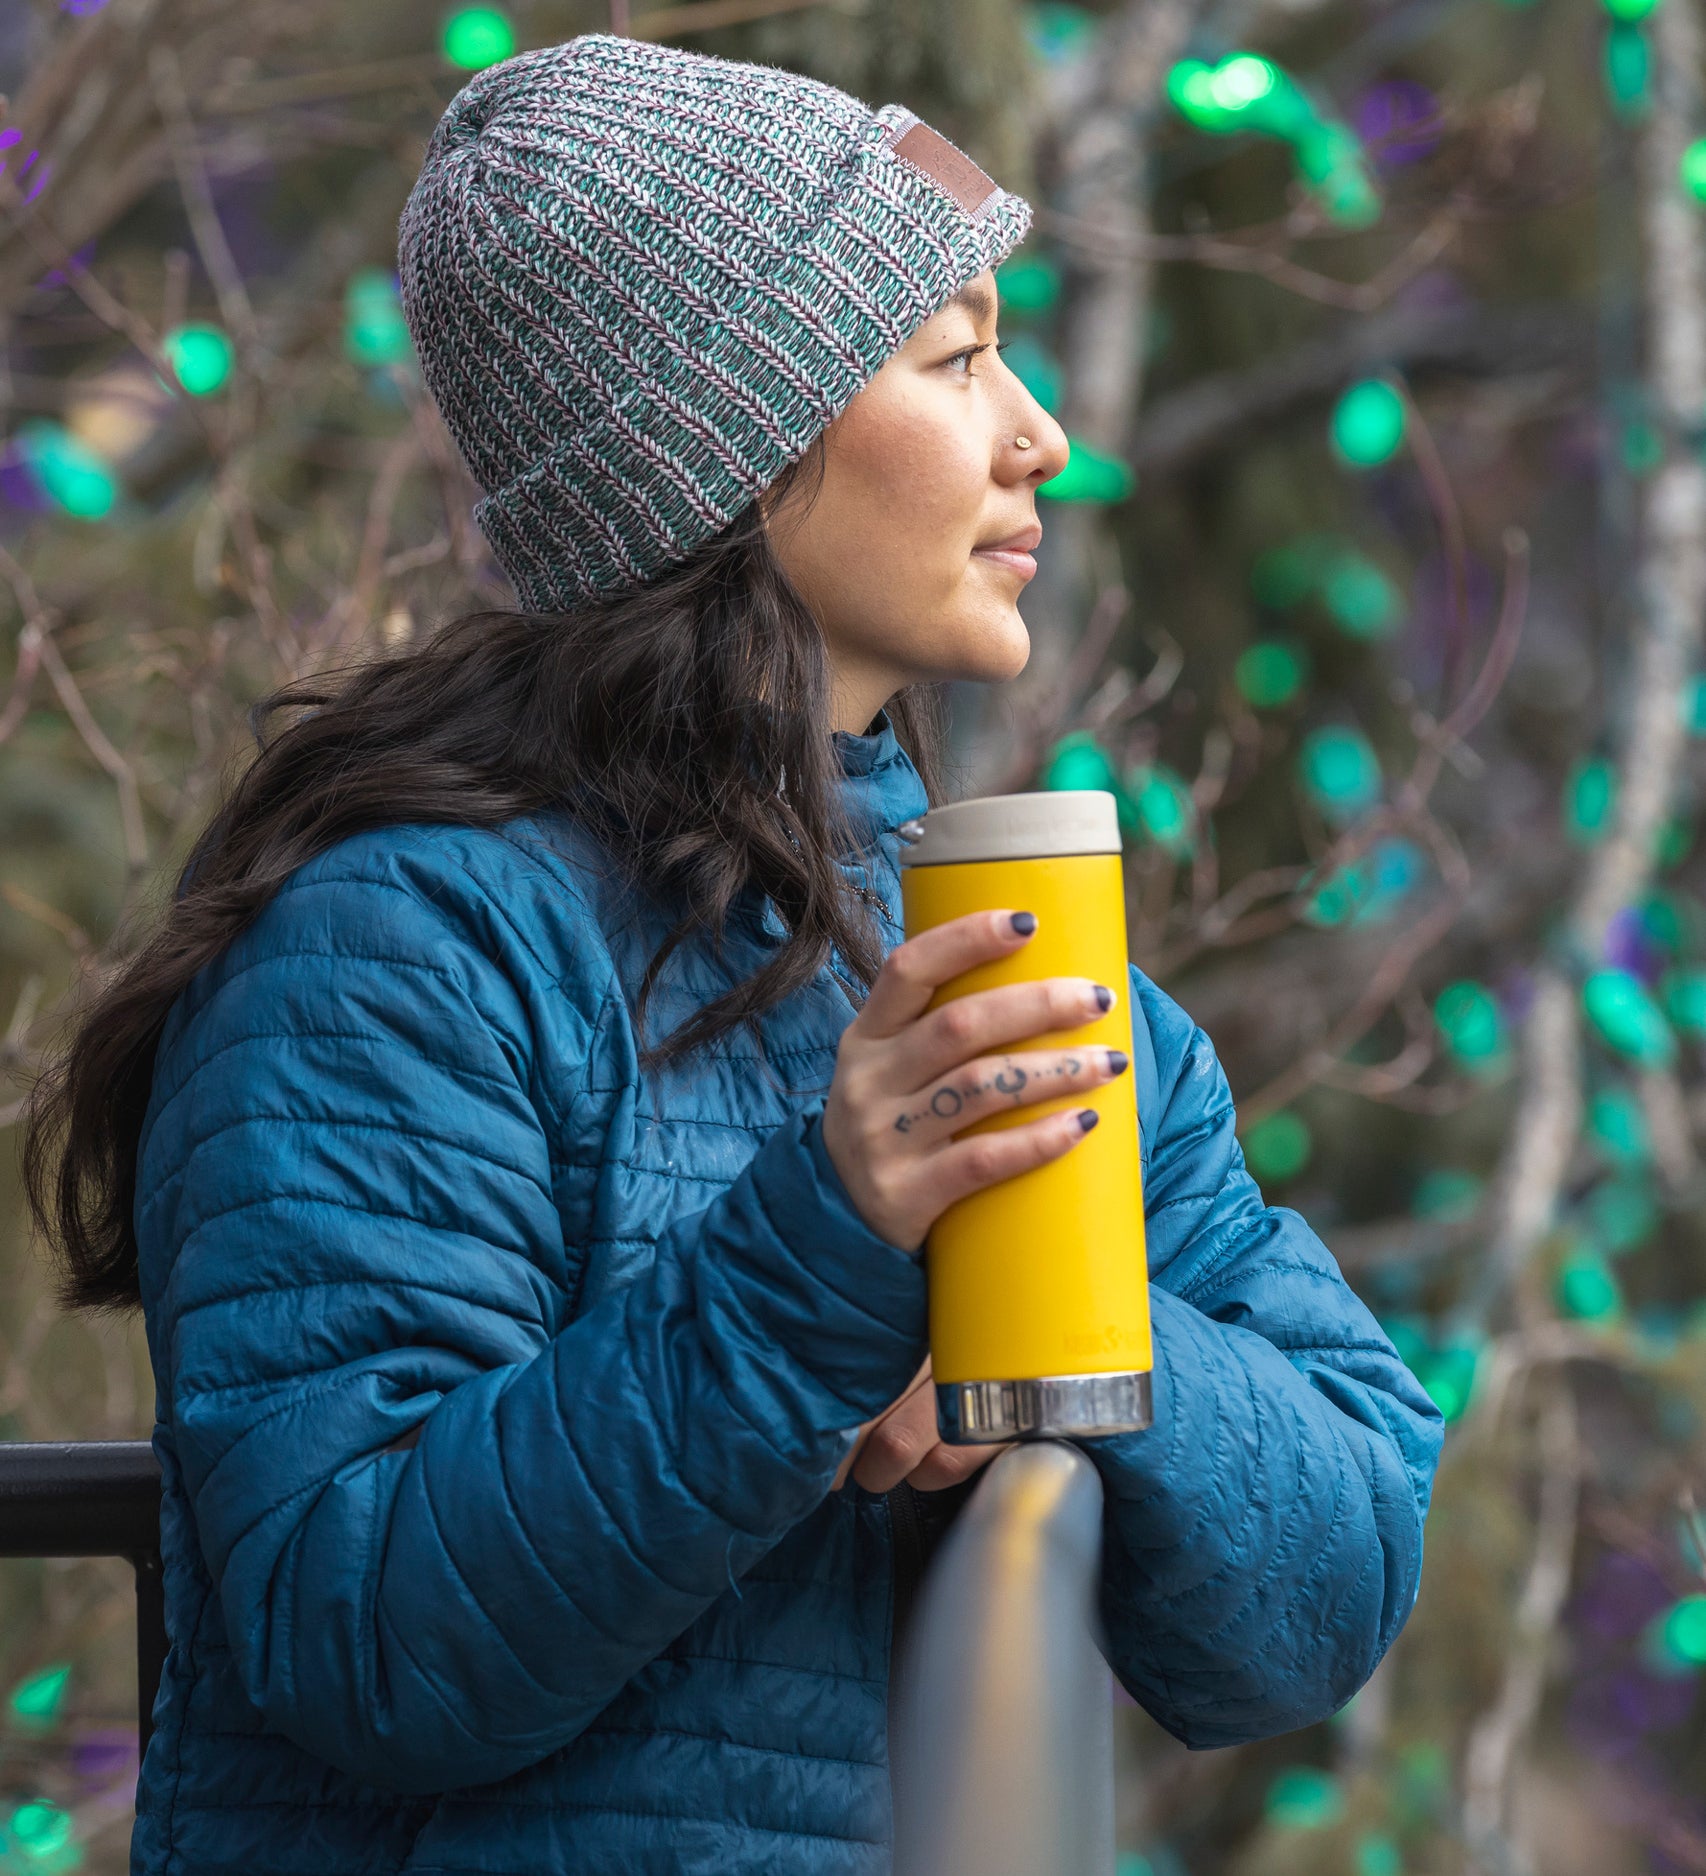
[{"xmin": 936, "ymin": 1369, "xmax": 1154, "ymax": 1443}]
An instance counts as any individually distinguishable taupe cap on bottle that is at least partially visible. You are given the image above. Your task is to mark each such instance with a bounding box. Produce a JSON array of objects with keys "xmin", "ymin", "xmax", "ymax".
[{"xmin": 897, "ymin": 791, "xmax": 1121, "ymax": 867}]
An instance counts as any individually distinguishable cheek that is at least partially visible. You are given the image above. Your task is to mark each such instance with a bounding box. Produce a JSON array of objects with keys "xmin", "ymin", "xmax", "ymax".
[{"xmin": 824, "ymin": 424, "xmax": 989, "ymax": 602}]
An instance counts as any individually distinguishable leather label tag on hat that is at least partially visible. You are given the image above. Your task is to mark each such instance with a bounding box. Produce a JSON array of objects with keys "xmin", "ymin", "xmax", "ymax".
[{"xmin": 891, "ymin": 122, "xmax": 998, "ymax": 215}]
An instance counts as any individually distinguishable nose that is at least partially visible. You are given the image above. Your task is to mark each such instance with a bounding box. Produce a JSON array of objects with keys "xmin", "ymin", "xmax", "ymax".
[{"xmin": 1010, "ymin": 410, "xmax": 1070, "ymax": 484}]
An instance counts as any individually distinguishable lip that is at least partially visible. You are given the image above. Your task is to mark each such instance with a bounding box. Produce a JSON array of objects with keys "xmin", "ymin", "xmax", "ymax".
[
  {"xmin": 972, "ymin": 546, "xmax": 1038, "ymax": 581},
  {"xmin": 974, "ymin": 521, "xmax": 1044, "ymax": 554},
  {"xmin": 972, "ymin": 519, "xmax": 1042, "ymax": 581}
]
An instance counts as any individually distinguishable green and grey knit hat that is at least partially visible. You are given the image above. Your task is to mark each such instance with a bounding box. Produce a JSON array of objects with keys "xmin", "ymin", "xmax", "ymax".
[{"xmin": 396, "ymin": 32, "xmax": 1031, "ymax": 612}]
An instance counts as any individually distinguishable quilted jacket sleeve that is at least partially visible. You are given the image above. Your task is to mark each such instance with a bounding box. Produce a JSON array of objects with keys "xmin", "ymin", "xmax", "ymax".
[
  {"xmin": 139, "ymin": 840, "xmax": 928, "ymax": 1796},
  {"xmin": 1083, "ymin": 966, "xmax": 1443, "ymax": 1748}
]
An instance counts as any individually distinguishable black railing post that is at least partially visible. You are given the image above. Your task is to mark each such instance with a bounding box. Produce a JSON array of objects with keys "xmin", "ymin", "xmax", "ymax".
[
  {"xmin": 890, "ymin": 1440, "xmax": 1118, "ymax": 1876},
  {"xmin": 0, "ymin": 1441, "xmax": 165, "ymax": 1756}
]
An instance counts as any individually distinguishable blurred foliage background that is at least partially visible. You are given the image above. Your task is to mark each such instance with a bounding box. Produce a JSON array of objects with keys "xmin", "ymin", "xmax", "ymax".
[{"xmin": 3, "ymin": 0, "xmax": 1706, "ymax": 1869}]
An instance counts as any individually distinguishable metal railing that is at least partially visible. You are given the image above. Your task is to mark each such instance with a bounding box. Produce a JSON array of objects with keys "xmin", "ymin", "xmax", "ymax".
[
  {"xmin": 891, "ymin": 1440, "xmax": 1117, "ymax": 1876},
  {"xmin": 0, "ymin": 1436, "xmax": 1119, "ymax": 1873},
  {"xmin": 0, "ymin": 1441, "xmax": 165, "ymax": 1755}
]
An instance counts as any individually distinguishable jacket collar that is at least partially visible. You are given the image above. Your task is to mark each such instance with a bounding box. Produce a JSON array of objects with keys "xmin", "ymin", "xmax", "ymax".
[{"xmin": 832, "ymin": 708, "xmax": 929, "ymax": 854}]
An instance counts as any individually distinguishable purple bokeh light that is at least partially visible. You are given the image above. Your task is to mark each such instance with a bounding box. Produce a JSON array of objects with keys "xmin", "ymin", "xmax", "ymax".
[
  {"xmin": 0, "ymin": 443, "xmax": 48, "ymax": 514},
  {"xmin": 33, "ymin": 239, "xmax": 96, "ymax": 292},
  {"xmin": 1393, "ymin": 267, "xmax": 1471, "ymax": 317},
  {"xmin": 1353, "ymin": 80, "xmax": 1443, "ymax": 168},
  {"xmin": 70, "ymin": 1725, "xmax": 138, "ymax": 1787},
  {"xmin": 1605, "ymin": 905, "xmax": 1666, "ymax": 984},
  {"xmin": 1574, "ymin": 1552, "xmax": 1675, "ymax": 1643},
  {"xmin": 1610, "ymin": 1664, "xmax": 1698, "ymax": 1732},
  {"xmin": 0, "ymin": 127, "xmax": 54, "ymax": 207}
]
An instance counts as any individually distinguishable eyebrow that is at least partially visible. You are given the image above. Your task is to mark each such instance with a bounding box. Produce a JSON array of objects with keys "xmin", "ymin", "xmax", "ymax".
[{"xmin": 945, "ymin": 280, "xmax": 995, "ymax": 324}]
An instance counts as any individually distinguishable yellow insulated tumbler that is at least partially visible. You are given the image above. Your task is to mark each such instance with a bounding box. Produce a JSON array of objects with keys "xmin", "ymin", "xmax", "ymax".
[{"xmin": 898, "ymin": 790, "xmax": 1153, "ymax": 1444}]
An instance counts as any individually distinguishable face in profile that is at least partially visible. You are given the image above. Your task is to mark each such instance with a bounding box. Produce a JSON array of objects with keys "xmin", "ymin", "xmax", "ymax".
[{"xmin": 760, "ymin": 269, "xmax": 1070, "ymax": 730}]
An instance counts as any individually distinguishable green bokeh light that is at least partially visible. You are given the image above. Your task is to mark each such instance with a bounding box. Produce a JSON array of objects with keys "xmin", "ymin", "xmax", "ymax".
[
  {"xmin": 1583, "ymin": 967, "xmax": 1677, "ymax": 1067},
  {"xmin": 1434, "ymin": 979, "xmax": 1505, "ymax": 1067},
  {"xmin": 1566, "ymin": 756, "xmax": 1617, "ymax": 842},
  {"xmin": 1241, "ymin": 1110, "xmax": 1312, "ymax": 1183},
  {"xmin": 1331, "ymin": 379, "xmax": 1406, "ymax": 467},
  {"xmin": 163, "ymin": 322, "xmax": 233, "ymax": 396},
  {"xmin": 1265, "ymin": 1765, "xmax": 1344, "ymax": 1830},
  {"xmin": 1662, "ymin": 964, "xmax": 1706, "ymax": 1034},
  {"xmin": 1379, "ymin": 1313, "xmax": 1429, "ymax": 1370},
  {"xmin": 7, "ymin": 1664, "xmax": 69, "ymax": 1727},
  {"xmin": 442, "ymin": 7, "xmax": 515, "ymax": 70},
  {"xmin": 1166, "ymin": 50, "xmax": 1377, "ymax": 222},
  {"xmin": 1025, "ymin": 2, "xmax": 1101, "ymax": 64},
  {"xmin": 1168, "ymin": 51, "xmax": 1320, "ymax": 142},
  {"xmin": 1622, "ymin": 420, "xmax": 1664, "ymax": 474},
  {"xmin": 1587, "ymin": 1085, "xmax": 1650, "ymax": 1165},
  {"xmin": 1236, "ymin": 640, "xmax": 1308, "ymax": 708},
  {"xmin": 15, "ymin": 420, "xmax": 118, "ymax": 520},
  {"xmin": 344, "ymin": 268, "xmax": 413, "ymax": 368},
  {"xmin": 1682, "ymin": 673, "xmax": 1706, "ymax": 734},
  {"xmin": 1296, "ymin": 122, "xmax": 1382, "ymax": 228},
  {"xmin": 1300, "ymin": 837, "xmax": 1423, "ymax": 928},
  {"xmin": 1640, "ymin": 890, "xmax": 1688, "ymax": 953},
  {"xmin": 1663, "ymin": 1595, "xmax": 1706, "ymax": 1664},
  {"xmin": 11, "ymin": 1800, "xmax": 74, "ymax": 1857},
  {"xmin": 1418, "ymin": 1342, "xmax": 1481, "ymax": 1421},
  {"xmin": 1299, "ymin": 724, "xmax": 1382, "ymax": 822},
  {"xmin": 1603, "ymin": 0, "xmax": 1662, "ymax": 19},
  {"xmin": 1682, "ymin": 137, "xmax": 1706, "ymax": 203},
  {"xmin": 1604, "ymin": 20, "xmax": 1653, "ymax": 115},
  {"xmin": 1558, "ymin": 1246, "xmax": 1623, "ymax": 1322},
  {"xmin": 1322, "ymin": 551, "xmax": 1403, "ymax": 639},
  {"xmin": 1586, "ymin": 1174, "xmax": 1658, "ymax": 1254},
  {"xmin": 1041, "ymin": 731, "xmax": 1118, "ymax": 795},
  {"xmin": 1209, "ymin": 52, "xmax": 1279, "ymax": 109},
  {"xmin": 1126, "ymin": 765, "xmax": 1195, "ymax": 854},
  {"xmin": 1412, "ymin": 1168, "xmax": 1482, "ymax": 1221},
  {"xmin": 1355, "ymin": 1831, "xmax": 1403, "ymax": 1876},
  {"xmin": 1039, "ymin": 437, "xmax": 1135, "ymax": 504},
  {"xmin": 1168, "ymin": 59, "xmax": 1243, "ymax": 134},
  {"xmin": 995, "ymin": 251, "xmax": 1062, "ymax": 316}
]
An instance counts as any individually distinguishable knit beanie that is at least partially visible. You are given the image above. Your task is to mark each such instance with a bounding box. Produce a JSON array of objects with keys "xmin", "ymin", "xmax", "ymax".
[{"xmin": 396, "ymin": 32, "xmax": 1032, "ymax": 613}]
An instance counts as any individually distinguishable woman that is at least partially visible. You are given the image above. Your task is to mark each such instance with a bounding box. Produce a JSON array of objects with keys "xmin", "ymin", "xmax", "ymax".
[{"xmin": 26, "ymin": 32, "xmax": 1442, "ymax": 1876}]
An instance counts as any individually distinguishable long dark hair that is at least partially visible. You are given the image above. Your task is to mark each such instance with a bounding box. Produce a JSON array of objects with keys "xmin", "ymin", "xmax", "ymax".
[{"xmin": 23, "ymin": 438, "xmax": 948, "ymax": 1314}]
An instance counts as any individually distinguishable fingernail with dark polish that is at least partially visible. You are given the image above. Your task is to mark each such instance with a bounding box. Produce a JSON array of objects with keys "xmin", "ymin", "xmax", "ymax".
[
  {"xmin": 1010, "ymin": 911, "xmax": 1038, "ymax": 935},
  {"xmin": 1094, "ymin": 984, "xmax": 1114, "ymax": 1012},
  {"xmin": 1078, "ymin": 1109, "xmax": 1100, "ymax": 1132},
  {"xmin": 1107, "ymin": 1049, "xmax": 1129, "ymax": 1076}
]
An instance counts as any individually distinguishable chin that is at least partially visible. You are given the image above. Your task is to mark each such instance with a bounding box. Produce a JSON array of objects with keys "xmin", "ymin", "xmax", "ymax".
[
  {"xmin": 884, "ymin": 605, "xmax": 1031, "ymax": 687},
  {"xmin": 976, "ymin": 609, "xmax": 1032, "ymax": 682}
]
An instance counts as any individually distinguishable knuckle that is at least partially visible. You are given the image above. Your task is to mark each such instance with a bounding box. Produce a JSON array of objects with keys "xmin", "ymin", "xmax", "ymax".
[
  {"xmin": 1049, "ymin": 979, "xmax": 1082, "ymax": 1018},
  {"xmin": 884, "ymin": 946, "xmax": 925, "ymax": 990},
  {"xmin": 935, "ymin": 1001, "xmax": 977, "ymax": 1050},
  {"xmin": 961, "ymin": 1140, "xmax": 1003, "ymax": 1186},
  {"xmin": 869, "ymin": 1420, "xmax": 925, "ymax": 1464}
]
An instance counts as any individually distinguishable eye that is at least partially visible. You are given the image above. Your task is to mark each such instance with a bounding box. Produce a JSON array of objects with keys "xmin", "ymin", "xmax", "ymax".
[{"xmin": 945, "ymin": 340, "xmax": 1012, "ymax": 375}]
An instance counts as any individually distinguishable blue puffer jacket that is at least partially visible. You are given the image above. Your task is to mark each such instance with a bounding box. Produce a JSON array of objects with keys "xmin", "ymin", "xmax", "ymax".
[{"xmin": 132, "ymin": 714, "xmax": 1442, "ymax": 1876}]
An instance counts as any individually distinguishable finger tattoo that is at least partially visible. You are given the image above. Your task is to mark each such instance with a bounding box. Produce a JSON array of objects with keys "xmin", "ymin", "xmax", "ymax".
[{"xmin": 993, "ymin": 1061, "xmax": 1027, "ymax": 1100}]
